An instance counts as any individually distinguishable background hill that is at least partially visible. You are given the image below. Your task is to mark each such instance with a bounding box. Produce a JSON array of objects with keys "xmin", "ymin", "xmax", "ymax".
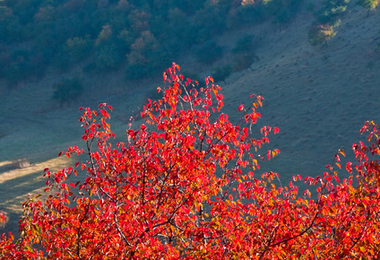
[{"xmin": 0, "ymin": 0, "xmax": 379, "ymax": 235}]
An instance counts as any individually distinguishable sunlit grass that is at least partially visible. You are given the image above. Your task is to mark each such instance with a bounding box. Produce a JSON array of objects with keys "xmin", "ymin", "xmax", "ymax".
[
  {"xmin": 0, "ymin": 161, "xmax": 12, "ymax": 168},
  {"xmin": 0, "ymin": 156, "xmax": 73, "ymax": 234}
]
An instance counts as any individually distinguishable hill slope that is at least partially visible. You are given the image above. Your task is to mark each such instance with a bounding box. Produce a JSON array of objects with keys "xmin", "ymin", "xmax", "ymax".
[
  {"xmin": 222, "ymin": 3, "xmax": 380, "ymax": 177},
  {"xmin": 0, "ymin": 2, "xmax": 380, "ymax": 234}
]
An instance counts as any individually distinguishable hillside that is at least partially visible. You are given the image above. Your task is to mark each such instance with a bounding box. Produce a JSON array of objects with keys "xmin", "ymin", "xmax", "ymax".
[
  {"xmin": 0, "ymin": 1, "xmax": 380, "ymax": 235},
  {"xmin": 223, "ymin": 2, "xmax": 380, "ymax": 177}
]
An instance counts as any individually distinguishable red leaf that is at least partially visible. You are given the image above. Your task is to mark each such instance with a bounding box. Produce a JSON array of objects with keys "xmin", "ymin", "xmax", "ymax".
[
  {"xmin": 100, "ymin": 110, "xmax": 109, "ymax": 118},
  {"xmin": 346, "ymin": 162, "xmax": 353, "ymax": 173}
]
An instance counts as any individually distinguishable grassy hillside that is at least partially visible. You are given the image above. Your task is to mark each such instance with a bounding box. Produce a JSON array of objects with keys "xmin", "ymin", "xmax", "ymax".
[{"xmin": 0, "ymin": 0, "xmax": 379, "ymax": 235}]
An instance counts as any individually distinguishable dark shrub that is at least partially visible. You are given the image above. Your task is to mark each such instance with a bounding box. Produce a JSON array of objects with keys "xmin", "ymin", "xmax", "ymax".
[
  {"xmin": 195, "ymin": 41, "xmax": 223, "ymax": 65},
  {"xmin": 52, "ymin": 77, "xmax": 83, "ymax": 107}
]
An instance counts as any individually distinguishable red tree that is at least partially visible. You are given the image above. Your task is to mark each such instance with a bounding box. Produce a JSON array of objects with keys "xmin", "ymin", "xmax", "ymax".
[{"xmin": 1, "ymin": 64, "xmax": 380, "ymax": 259}]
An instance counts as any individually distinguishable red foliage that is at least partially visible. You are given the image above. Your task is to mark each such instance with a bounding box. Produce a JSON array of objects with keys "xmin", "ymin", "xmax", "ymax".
[{"xmin": 1, "ymin": 64, "xmax": 380, "ymax": 259}]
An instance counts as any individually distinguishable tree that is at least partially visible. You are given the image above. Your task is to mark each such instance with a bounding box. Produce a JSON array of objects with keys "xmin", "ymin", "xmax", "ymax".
[
  {"xmin": 5, "ymin": 49, "xmax": 48, "ymax": 85},
  {"xmin": 127, "ymin": 30, "xmax": 159, "ymax": 65},
  {"xmin": 65, "ymin": 35, "xmax": 92, "ymax": 63},
  {"xmin": 195, "ymin": 41, "xmax": 223, "ymax": 65},
  {"xmin": 193, "ymin": 3, "xmax": 227, "ymax": 42},
  {"xmin": 0, "ymin": 6, "xmax": 22, "ymax": 43},
  {"xmin": 212, "ymin": 65, "xmax": 232, "ymax": 84},
  {"xmin": 92, "ymin": 25, "xmax": 125, "ymax": 70},
  {"xmin": 357, "ymin": 0, "xmax": 379, "ymax": 16},
  {"xmin": 315, "ymin": 1, "xmax": 348, "ymax": 26},
  {"xmin": 358, "ymin": 0, "xmax": 379, "ymax": 9},
  {"xmin": 126, "ymin": 30, "xmax": 168, "ymax": 79},
  {"xmin": 308, "ymin": 23, "xmax": 337, "ymax": 46},
  {"xmin": 2, "ymin": 64, "xmax": 380, "ymax": 258},
  {"xmin": 308, "ymin": 0, "xmax": 351, "ymax": 46},
  {"xmin": 232, "ymin": 34, "xmax": 259, "ymax": 71},
  {"xmin": 52, "ymin": 77, "xmax": 84, "ymax": 107},
  {"xmin": 232, "ymin": 34, "xmax": 255, "ymax": 54}
]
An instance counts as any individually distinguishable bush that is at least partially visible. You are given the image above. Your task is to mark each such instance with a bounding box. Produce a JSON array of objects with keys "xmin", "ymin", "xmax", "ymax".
[
  {"xmin": 232, "ymin": 34, "xmax": 255, "ymax": 54},
  {"xmin": 5, "ymin": 49, "xmax": 48, "ymax": 85},
  {"xmin": 357, "ymin": 0, "xmax": 379, "ymax": 16},
  {"xmin": 52, "ymin": 77, "xmax": 83, "ymax": 107},
  {"xmin": 212, "ymin": 65, "xmax": 232, "ymax": 83},
  {"xmin": 308, "ymin": 23, "xmax": 336, "ymax": 46},
  {"xmin": 231, "ymin": 34, "xmax": 259, "ymax": 71},
  {"xmin": 195, "ymin": 41, "xmax": 223, "ymax": 65}
]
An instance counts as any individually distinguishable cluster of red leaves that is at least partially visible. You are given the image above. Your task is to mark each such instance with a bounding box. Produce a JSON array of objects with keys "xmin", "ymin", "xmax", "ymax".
[{"xmin": 1, "ymin": 64, "xmax": 380, "ymax": 259}]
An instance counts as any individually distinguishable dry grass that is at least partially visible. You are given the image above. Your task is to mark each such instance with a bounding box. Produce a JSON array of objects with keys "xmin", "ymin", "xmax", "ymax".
[{"xmin": 0, "ymin": 156, "xmax": 73, "ymax": 234}]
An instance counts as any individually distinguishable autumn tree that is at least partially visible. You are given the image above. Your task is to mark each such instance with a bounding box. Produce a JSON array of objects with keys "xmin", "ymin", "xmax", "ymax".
[
  {"xmin": 308, "ymin": 23, "xmax": 337, "ymax": 46},
  {"xmin": 125, "ymin": 30, "xmax": 168, "ymax": 79},
  {"xmin": 1, "ymin": 64, "xmax": 380, "ymax": 259},
  {"xmin": 357, "ymin": 0, "xmax": 379, "ymax": 16},
  {"xmin": 358, "ymin": 0, "xmax": 379, "ymax": 9},
  {"xmin": 308, "ymin": 0, "xmax": 350, "ymax": 46},
  {"xmin": 93, "ymin": 24, "xmax": 124, "ymax": 70}
]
